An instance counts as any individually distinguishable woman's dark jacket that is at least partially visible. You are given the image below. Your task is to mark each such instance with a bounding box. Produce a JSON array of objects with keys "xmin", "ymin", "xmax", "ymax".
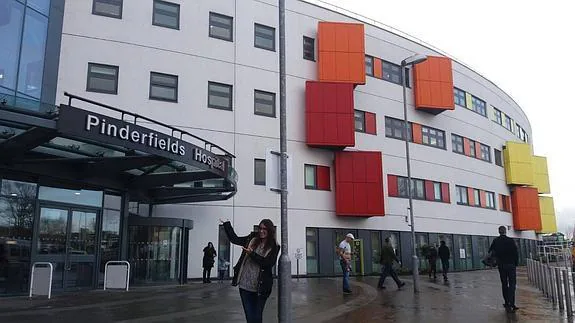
[
  {"xmin": 223, "ymin": 221, "xmax": 280, "ymax": 297},
  {"xmin": 202, "ymin": 246, "xmax": 217, "ymax": 269}
]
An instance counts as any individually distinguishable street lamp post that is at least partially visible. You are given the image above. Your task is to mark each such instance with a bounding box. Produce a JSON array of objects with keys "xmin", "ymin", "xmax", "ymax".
[{"xmin": 401, "ymin": 53, "xmax": 427, "ymax": 293}]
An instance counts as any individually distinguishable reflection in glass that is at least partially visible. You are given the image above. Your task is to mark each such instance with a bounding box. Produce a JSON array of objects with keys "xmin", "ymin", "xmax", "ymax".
[
  {"xmin": 27, "ymin": 0, "xmax": 51, "ymax": 15},
  {"xmin": 17, "ymin": 8, "xmax": 48, "ymax": 99},
  {"xmin": 38, "ymin": 186, "xmax": 103, "ymax": 207},
  {"xmin": 370, "ymin": 231, "xmax": 381, "ymax": 274},
  {"xmin": 0, "ymin": 0, "xmax": 25, "ymax": 91},
  {"xmin": 38, "ymin": 208, "xmax": 67, "ymax": 254},
  {"xmin": 1, "ymin": 179, "xmax": 37, "ymax": 198},
  {"xmin": 99, "ymin": 209, "xmax": 120, "ymax": 284},
  {"xmin": 0, "ymin": 196, "xmax": 34, "ymax": 295},
  {"xmin": 69, "ymin": 211, "xmax": 96, "ymax": 255}
]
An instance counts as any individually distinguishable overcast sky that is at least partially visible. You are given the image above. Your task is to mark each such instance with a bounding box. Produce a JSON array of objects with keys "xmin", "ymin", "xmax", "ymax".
[{"xmin": 321, "ymin": 0, "xmax": 575, "ymax": 234}]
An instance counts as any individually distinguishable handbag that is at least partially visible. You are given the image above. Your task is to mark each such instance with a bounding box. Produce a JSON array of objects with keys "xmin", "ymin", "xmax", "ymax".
[{"xmin": 482, "ymin": 251, "xmax": 497, "ymax": 267}]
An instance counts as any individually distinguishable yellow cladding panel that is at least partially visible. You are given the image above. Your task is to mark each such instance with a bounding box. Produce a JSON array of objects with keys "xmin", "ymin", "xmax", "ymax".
[
  {"xmin": 537, "ymin": 196, "xmax": 557, "ymax": 234},
  {"xmin": 533, "ymin": 156, "xmax": 551, "ymax": 194},
  {"xmin": 503, "ymin": 141, "xmax": 534, "ymax": 185},
  {"xmin": 465, "ymin": 93, "xmax": 473, "ymax": 110}
]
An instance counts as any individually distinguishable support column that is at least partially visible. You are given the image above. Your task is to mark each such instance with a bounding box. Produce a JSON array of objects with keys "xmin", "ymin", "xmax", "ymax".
[{"xmin": 119, "ymin": 191, "xmax": 130, "ymax": 260}]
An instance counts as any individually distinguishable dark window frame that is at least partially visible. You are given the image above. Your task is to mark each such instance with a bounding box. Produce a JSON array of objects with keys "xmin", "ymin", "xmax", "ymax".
[
  {"xmin": 421, "ymin": 125, "xmax": 446, "ymax": 149},
  {"xmin": 485, "ymin": 191, "xmax": 496, "ymax": 209},
  {"xmin": 456, "ymin": 185, "xmax": 469, "ymax": 205},
  {"xmin": 365, "ymin": 55, "xmax": 374, "ymax": 76},
  {"xmin": 208, "ymin": 81, "xmax": 233, "ymax": 111},
  {"xmin": 433, "ymin": 181, "xmax": 443, "ymax": 201},
  {"xmin": 254, "ymin": 158, "xmax": 266, "ymax": 186},
  {"xmin": 304, "ymin": 164, "xmax": 317, "ymax": 190},
  {"xmin": 254, "ymin": 89, "xmax": 276, "ymax": 117},
  {"xmin": 149, "ymin": 71, "xmax": 178, "ymax": 102},
  {"xmin": 354, "ymin": 110, "xmax": 366, "ymax": 133},
  {"xmin": 493, "ymin": 107, "xmax": 503, "ymax": 125},
  {"xmin": 479, "ymin": 143, "xmax": 491, "ymax": 162},
  {"xmin": 385, "ymin": 116, "xmax": 412, "ymax": 141},
  {"xmin": 92, "ymin": 0, "xmax": 123, "ymax": 19},
  {"xmin": 209, "ymin": 12, "xmax": 233, "ymax": 42},
  {"xmin": 504, "ymin": 115, "xmax": 513, "ymax": 131},
  {"xmin": 468, "ymin": 139, "xmax": 476, "ymax": 158},
  {"xmin": 303, "ymin": 36, "xmax": 315, "ymax": 61},
  {"xmin": 453, "ymin": 87, "xmax": 466, "ymax": 107},
  {"xmin": 494, "ymin": 149, "xmax": 503, "ymax": 167},
  {"xmin": 381, "ymin": 59, "xmax": 402, "ymax": 85},
  {"xmin": 86, "ymin": 63, "xmax": 119, "ymax": 95},
  {"xmin": 397, "ymin": 176, "xmax": 426, "ymax": 200},
  {"xmin": 152, "ymin": 0, "xmax": 180, "ymax": 30},
  {"xmin": 452, "ymin": 134, "xmax": 464, "ymax": 154},
  {"xmin": 470, "ymin": 95, "xmax": 487, "ymax": 117},
  {"xmin": 254, "ymin": 23, "xmax": 276, "ymax": 51}
]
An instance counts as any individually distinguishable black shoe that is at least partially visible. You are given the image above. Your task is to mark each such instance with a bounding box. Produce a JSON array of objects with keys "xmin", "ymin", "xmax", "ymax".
[
  {"xmin": 510, "ymin": 306, "xmax": 519, "ymax": 312},
  {"xmin": 343, "ymin": 290, "xmax": 352, "ymax": 294},
  {"xmin": 398, "ymin": 282, "xmax": 406, "ymax": 289}
]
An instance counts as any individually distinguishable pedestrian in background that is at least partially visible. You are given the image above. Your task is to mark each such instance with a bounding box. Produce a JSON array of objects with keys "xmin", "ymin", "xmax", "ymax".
[
  {"xmin": 377, "ymin": 238, "xmax": 405, "ymax": 290},
  {"xmin": 220, "ymin": 218, "xmax": 280, "ymax": 323},
  {"xmin": 438, "ymin": 240, "xmax": 450, "ymax": 282},
  {"xmin": 337, "ymin": 233, "xmax": 354, "ymax": 294},
  {"xmin": 427, "ymin": 244, "xmax": 438, "ymax": 279},
  {"xmin": 202, "ymin": 242, "xmax": 217, "ymax": 283},
  {"xmin": 489, "ymin": 226, "xmax": 519, "ymax": 313}
]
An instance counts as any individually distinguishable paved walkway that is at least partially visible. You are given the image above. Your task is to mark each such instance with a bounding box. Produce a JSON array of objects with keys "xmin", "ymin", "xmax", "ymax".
[{"xmin": 0, "ymin": 268, "xmax": 572, "ymax": 322}]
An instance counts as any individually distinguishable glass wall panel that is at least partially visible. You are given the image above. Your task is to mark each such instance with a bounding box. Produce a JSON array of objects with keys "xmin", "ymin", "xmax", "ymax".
[
  {"xmin": 99, "ymin": 209, "xmax": 120, "ymax": 284},
  {"xmin": 370, "ymin": 231, "xmax": 381, "ymax": 274},
  {"xmin": 27, "ymin": 0, "xmax": 51, "ymax": 15},
  {"xmin": 0, "ymin": 0, "xmax": 25, "ymax": 92},
  {"xmin": 17, "ymin": 7, "xmax": 48, "ymax": 99},
  {"xmin": 38, "ymin": 186, "xmax": 103, "ymax": 207},
  {"xmin": 217, "ymin": 224, "xmax": 230, "ymax": 277},
  {"xmin": 305, "ymin": 228, "xmax": 318, "ymax": 274}
]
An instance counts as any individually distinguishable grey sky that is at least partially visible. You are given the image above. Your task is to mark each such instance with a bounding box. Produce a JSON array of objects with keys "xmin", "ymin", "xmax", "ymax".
[{"xmin": 321, "ymin": 0, "xmax": 575, "ymax": 234}]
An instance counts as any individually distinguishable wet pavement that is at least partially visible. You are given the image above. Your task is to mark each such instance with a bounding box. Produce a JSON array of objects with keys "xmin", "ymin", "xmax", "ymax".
[{"xmin": 0, "ymin": 268, "xmax": 573, "ymax": 323}]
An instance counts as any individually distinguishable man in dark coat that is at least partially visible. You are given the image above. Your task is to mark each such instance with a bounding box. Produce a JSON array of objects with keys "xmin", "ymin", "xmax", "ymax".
[
  {"xmin": 489, "ymin": 226, "xmax": 519, "ymax": 313},
  {"xmin": 427, "ymin": 244, "xmax": 438, "ymax": 279},
  {"xmin": 377, "ymin": 238, "xmax": 405, "ymax": 290},
  {"xmin": 438, "ymin": 240, "xmax": 450, "ymax": 282}
]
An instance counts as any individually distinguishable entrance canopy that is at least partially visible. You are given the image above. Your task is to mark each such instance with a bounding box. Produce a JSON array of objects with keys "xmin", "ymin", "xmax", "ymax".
[{"xmin": 0, "ymin": 93, "xmax": 237, "ymax": 204}]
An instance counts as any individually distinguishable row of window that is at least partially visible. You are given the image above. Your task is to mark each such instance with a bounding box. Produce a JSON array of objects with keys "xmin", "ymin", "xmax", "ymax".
[
  {"xmin": 451, "ymin": 134, "xmax": 491, "ymax": 163},
  {"xmin": 455, "ymin": 185, "xmax": 496, "ymax": 210},
  {"xmin": 365, "ymin": 55, "xmax": 410, "ymax": 87},
  {"xmin": 454, "ymin": 87, "xmax": 528, "ymax": 143},
  {"xmin": 86, "ymin": 63, "xmax": 277, "ymax": 117},
  {"xmin": 384, "ymin": 116, "xmax": 446, "ymax": 149},
  {"xmin": 388, "ymin": 175, "xmax": 449, "ymax": 203},
  {"xmin": 254, "ymin": 160, "xmax": 330, "ymax": 191}
]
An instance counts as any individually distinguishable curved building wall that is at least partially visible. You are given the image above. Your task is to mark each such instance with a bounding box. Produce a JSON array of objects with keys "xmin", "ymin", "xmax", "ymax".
[{"xmin": 55, "ymin": 0, "xmax": 545, "ymax": 278}]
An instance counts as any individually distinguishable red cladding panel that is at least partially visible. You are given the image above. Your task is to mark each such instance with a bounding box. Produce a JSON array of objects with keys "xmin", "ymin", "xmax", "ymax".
[
  {"xmin": 425, "ymin": 181, "xmax": 435, "ymax": 201},
  {"xmin": 412, "ymin": 123, "xmax": 423, "ymax": 144},
  {"xmin": 335, "ymin": 151, "xmax": 384, "ymax": 217},
  {"xmin": 511, "ymin": 187, "xmax": 542, "ymax": 231},
  {"xmin": 316, "ymin": 166, "xmax": 330, "ymax": 191},
  {"xmin": 387, "ymin": 175, "xmax": 398, "ymax": 197},
  {"xmin": 475, "ymin": 143, "xmax": 482, "ymax": 160},
  {"xmin": 305, "ymin": 81, "xmax": 355, "ymax": 148},
  {"xmin": 365, "ymin": 112, "xmax": 377, "ymax": 134},
  {"xmin": 479, "ymin": 190, "xmax": 487, "ymax": 208},
  {"xmin": 467, "ymin": 187, "xmax": 475, "ymax": 205},
  {"xmin": 463, "ymin": 138, "xmax": 471, "ymax": 156},
  {"xmin": 441, "ymin": 183, "xmax": 450, "ymax": 203}
]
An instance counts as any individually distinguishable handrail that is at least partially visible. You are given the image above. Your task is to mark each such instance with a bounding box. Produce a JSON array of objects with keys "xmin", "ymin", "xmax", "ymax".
[
  {"xmin": 104, "ymin": 260, "xmax": 131, "ymax": 291},
  {"xmin": 29, "ymin": 262, "xmax": 53, "ymax": 299},
  {"xmin": 63, "ymin": 92, "xmax": 236, "ymax": 158}
]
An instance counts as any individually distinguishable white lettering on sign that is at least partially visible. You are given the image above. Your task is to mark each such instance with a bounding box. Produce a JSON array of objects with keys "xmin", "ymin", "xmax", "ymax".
[
  {"xmin": 86, "ymin": 114, "xmax": 186, "ymax": 156},
  {"xmin": 193, "ymin": 148, "xmax": 226, "ymax": 172}
]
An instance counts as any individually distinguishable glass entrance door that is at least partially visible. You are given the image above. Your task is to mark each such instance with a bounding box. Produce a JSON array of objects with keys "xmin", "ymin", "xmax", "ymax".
[{"xmin": 34, "ymin": 206, "xmax": 99, "ymax": 291}]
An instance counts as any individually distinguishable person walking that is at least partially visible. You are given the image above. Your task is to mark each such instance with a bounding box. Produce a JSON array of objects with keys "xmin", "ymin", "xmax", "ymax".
[
  {"xmin": 220, "ymin": 218, "xmax": 279, "ymax": 323},
  {"xmin": 202, "ymin": 242, "xmax": 217, "ymax": 283},
  {"xmin": 489, "ymin": 226, "xmax": 519, "ymax": 313},
  {"xmin": 377, "ymin": 238, "xmax": 405, "ymax": 289},
  {"xmin": 427, "ymin": 244, "xmax": 438, "ymax": 279},
  {"xmin": 438, "ymin": 240, "xmax": 450, "ymax": 281},
  {"xmin": 337, "ymin": 233, "xmax": 354, "ymax": 294}
]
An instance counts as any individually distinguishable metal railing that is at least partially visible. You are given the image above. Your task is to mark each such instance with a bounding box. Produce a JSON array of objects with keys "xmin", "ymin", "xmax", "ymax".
[
  {"xmin": 29, "ymin": 262, "xmax": 53, "ymax": 299},
  {"xmin": 104, "ymin": 261, "xmax": 131, "ymax": 291},
  {"xmin": 527, "ymin": 258, "xmax": 574, "ymax": 317}
]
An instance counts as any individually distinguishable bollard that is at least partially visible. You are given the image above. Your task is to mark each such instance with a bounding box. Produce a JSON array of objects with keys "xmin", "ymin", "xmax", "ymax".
[
  {"xmin": 556, "ymin": 267, "xmax": 564, "ymax": 311},
  {"xmin": 537, "ymin": 261, "xmax": 542, "ymax": 291},
  {"xmin": 549, "ymin": 266, "xmax": 557, "ymax": 306},
  {"xmin": 528, "ymin": 260, "xmax": 533, "ymax": 283},
  {"xmin": 543, "ymin": 265, "xmax": 549, "ymax": 298},
  {"xmin": 563, "ymin": 269, "xmax": 573, "ymax": 317}
]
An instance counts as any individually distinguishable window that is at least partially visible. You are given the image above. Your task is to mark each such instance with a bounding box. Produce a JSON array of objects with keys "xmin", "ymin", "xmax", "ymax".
[
  {"xmin": 494, "ymin": 149, "xmax": 503, "ymax": 166},
  {"xmin": 398, "ymin": 177, "xmax": 425, "ymax": 199},
  {"xmin": 504, "ymin": 115, "xmax": 513, "ymax": 131},
  {"xmin": 304, "ymin": 164, "xmax": 316, "ymax": 189},
  {"xmin": 500, "ymin": 194, "xmax": 511, "ymax": 212},
  {"xmin": 254, "ymin": 159, "xmax": 265, "ymax": 185},
  {"xmin": 208, "ymin": 82, "xmax": 233, "ymax": 110},
  {"xmin": 86, "ymin": 63, "xmax": 119, "ymax": 94},
  {"xmin": 454, "ymin": 88, "xmax": 466, "ymax": 107},
  {"xmin": 385, "ymin": 117, "xmax": 411, "ymax": 141},
  {"xmin": 471, "ymin": 95, "xmax": 487, "ymax": 116},
  {"xmin": 486, "ymin": 191, "xmax": 496, "ymax": 209},
  {"xmin": 433, "ymin": 182, "xmax": 442, "ymax": 201},
  {"xmin": 473, "ymin": 189, "xmax": 481, "ymax": 206},
  {"xmin": 493, "ymin": 107, "xmax": 503, "ymax": 125},
  {"xmin": 152, "ymin": 0, "xmax": 180, "ymax": 29},
  {"xmin": 254, "ymin": 23, "xmax": 275, "ymax": 51},
  {"xmin": 456, "ymin": 186, "xmax": 468, "ymax": 205},
  {"xmin": 468, "ymin": 140, "xmax": 476, "ymax": 158},
  {"xmin": 306, "ymin": 228, "xmax": 319, "ymax": 274},
  {"xmin": 452, "ymin": 134, "xmax": 464, "ymax": 154},
  {"xmin": 254, "ymin": 90, "xmax": 275, "ymax": 117},
  {"xmin": 149, "ymin": 72, "xmax": 178, "ymax": 102},
  {"xmin": 365, "ymin": 56, "xmax": 374, "ymax": 76},
  {"xmin": 303, "ymin": 36, "xmax": 315, "ymax": 61},
  {"xmin": 92, "ymin": 0, "xmax": 123, "ymax": 18},
  {"xmin": 404, "ymin": 68, "xmax": 410, "ymax": 88},
  {"xmin": 209, "ymin": 12, "xmax": 233, "ymax": 41},
  {"xmin": 354, "ymin": 110, "xmax": 365, "ymax": 132},
  {"xmin": 480, "ymin": 144, "xmax": 491, "ymax": 162},
  {"xmin": 382, "ymin": 60, "xmax": 402, "ymax": 85},
  {"xmin": 421, "ymin": 126, "xmax": 445, "ymax": 149}
]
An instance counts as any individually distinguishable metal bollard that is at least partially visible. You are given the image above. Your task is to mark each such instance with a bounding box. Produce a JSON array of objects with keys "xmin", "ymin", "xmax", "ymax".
[
  {"xmin": 537, "ymin": 261, "xmax": 542, "ymax": 291},
  {"xmin": 544, "ymin": 265, "xmax": 549, "ymax": 298},
  {"xmin": 528, "ymin": 260, "xmax": 533, "ymax": 283},
  {"xmin": 549, "ymin": 266, "xmax": 557, "ymax": 306},
  {"xmin": 556, "ymin": 267, "xmax": 564, "ymax": 311},
  {"xmin": 563, "ymin": 269, "xmax": 573, "ymax": 317}
]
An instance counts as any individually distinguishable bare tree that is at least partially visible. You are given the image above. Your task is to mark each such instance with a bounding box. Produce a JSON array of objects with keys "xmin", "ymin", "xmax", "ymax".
[{"xmin": 0, "ymin": 182, "xmax": 36, "ymax": 238}]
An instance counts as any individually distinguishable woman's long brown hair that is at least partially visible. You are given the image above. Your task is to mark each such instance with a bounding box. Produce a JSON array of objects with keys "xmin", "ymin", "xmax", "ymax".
[{"xmin": 256, "ymin": 219, "xmax": 278, "ymax": 252}]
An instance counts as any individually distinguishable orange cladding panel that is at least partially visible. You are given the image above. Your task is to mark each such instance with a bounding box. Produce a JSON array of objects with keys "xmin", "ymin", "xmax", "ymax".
[
  {"xmin": 318, "ymin": 22, "xmax": 336, "ymax": 52},
  {"xmin": 475, "ymin": 143, "xmax": 482, "ymax": 159},
  {"xmin": 511, "ymin": 187, "xmax": 542, "ymax": 231},
  {"xmin": 373, "ymin": 58, "xmax": 383, "ymax": 78},
  {"xmin": 413, "ymin": 56, "xmax": 454, "ymax": 113},
  {"xmin": 318, "ymin": 22, "xmax": 365, "ymax": 84},
  {"xmin": 479, "ymin": 190, "xmax": 487, "ymax": 208},
  {"xmin": 412, "ymin": 123, "xmax": 423, "ymax": 144},
  {"xmin": 463, "ymin": 138, "xmax": 471, "ymax": 156},
  {"xmin": 467, "ymin": 187, "xmax": 475, "ymax": 206}
]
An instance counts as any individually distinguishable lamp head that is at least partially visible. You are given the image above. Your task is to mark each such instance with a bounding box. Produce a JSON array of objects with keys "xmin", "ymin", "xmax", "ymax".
[{"xmin": 401, "ymin": 54, "xmax": 428, "ymax": 67}]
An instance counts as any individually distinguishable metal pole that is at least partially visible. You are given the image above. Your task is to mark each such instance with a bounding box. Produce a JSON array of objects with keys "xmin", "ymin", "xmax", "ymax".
[
  {"xmin": 278, "ymin": 0, "xmax": 292, "ymax": 322},
  {"xmin": 402, "ymin": 64, "xmax": 419, "ymax": 293},
  {"xmin": 550, "ymin": 266, "xmax": 557, "ymax": 306},
  {"xmin": 563, "ymin": 269, "xmax": 573, "ymax": 317},
  {"xmin": 556, "ymin": 267, "xmax": 565, "ymax": 311}
]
